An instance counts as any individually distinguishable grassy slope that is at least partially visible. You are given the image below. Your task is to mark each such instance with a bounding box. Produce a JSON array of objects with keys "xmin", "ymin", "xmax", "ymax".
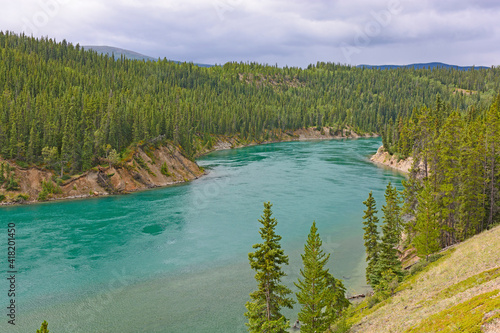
[{"xmin": 347, "ymin": 224, "xmax": 500, "ymax": 332}]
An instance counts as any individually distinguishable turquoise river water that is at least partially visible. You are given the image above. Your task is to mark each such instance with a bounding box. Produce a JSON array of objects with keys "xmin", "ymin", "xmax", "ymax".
[{"xmin": 0, "ymin": 138, "xmax": 405, "ymax": 333}]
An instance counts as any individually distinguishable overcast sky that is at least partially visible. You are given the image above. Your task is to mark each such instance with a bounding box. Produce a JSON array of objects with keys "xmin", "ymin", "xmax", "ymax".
[{"xmin": 3, "ymin": 0, "xmax": 499, "ymax": 67}]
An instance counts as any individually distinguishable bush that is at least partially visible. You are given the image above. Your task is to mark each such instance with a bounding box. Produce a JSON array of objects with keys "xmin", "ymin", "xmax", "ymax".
[
  {"xmin": 15, "ymin": 160, "xmax": 29, "ymax": 168},
  {"xmin": 5, "ymin": 175, "xmax": 20, "ymax": 191},
  {"xmin": 15, "ymin": 194, "xmax": 29, "ymax": 202},
  {"xmin": 38, "ymin": 180, "xmax": 62, "ymax": 201},
  {"xmin": 134, "ymin": 155, "xmax": 156, "ymax": 177},
  {"xmin": 160, "ymin": 162, "xmax": 170, "ymax": 176},
  {"xmin": 0, "ymin": 194, "xmax": 5, "ymax": 202}
]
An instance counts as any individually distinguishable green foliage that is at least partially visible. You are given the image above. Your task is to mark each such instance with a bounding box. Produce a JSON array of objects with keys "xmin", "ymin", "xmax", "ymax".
[
  {"xmin": 412, "ymin": 180, "xmax": 441, "ymax": 260},
  {"xmin": 38, "ymin": 179, "xmax": 63, "ymax": 201},
  {"xmin": 372, "ymin": 183, "xmax": 403, "ymax": 285},
  {"xmin": 405, "ymin": 290, "xmax": 500, "ymax": 333},
  {"xmin": 245, "ymin": 202, "xmax": 294, "ymax": 332},
  {"xmin": 391, "ymin": 95, "xmax": 500, "ymax": 248},
  {"xmin": 15, "ymin": 193, "xmax": 29, "ymax": 202},
  {"xmin": 36, "ymin": 320, "xmax": 49, "ymax": 333},
  {"xmin": 0, "ymin": 32, "xmax": 498, "ymax": 175},
  {"xmin": 362, "ymin": 191, "xmax": 380, "ymax": 287},
  {"xmin": 134, "ymin": 154, "xmax": 156, "ymax": 177},
  {"xmin": 15, "ymin": 160, "xmax": 29, "ymax": 168},
  {"xmin": 407, "ymin": 253, "xmax": 444, "ymax": 276},
  {"xmin": 5, "ymin": 174, "xmax": 20, "ymax": 191},
  {"xmin": 0, "ymin": 194, "xmax": 5, "ymax": 202},
  {"xmin": 295, "ymin": 222, "xmax": 348, "ymax": 332},
  {"xmin": 160, "ymin": 162, "xmax": 171, "ymax": 176},
  {"xmin": 376, "ymin": 269, "xmax": 399, "ymax": 296}
]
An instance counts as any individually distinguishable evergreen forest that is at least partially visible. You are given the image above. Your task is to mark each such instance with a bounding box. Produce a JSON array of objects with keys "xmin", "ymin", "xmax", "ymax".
[{"xmin": 1, "ymin": 31, "xmax": 499, "ymax": 176}]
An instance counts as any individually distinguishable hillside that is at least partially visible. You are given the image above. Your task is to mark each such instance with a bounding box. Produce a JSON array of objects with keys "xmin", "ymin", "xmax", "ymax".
[
  {"xmin": 82, "ymin": 45, "xmax": 157, "ymax": 61},
  {"xmin": 0, "ymin": 142, "xmax": 203, "ymax": 205},
  {"xmin": 357, "ymin": 62, "xmax": 490, "ymax": 70},
  {"xmin": 344, "ymin": 224, "xmax": 500, "ymax": 333},
  {"xmin": 82, "ymin": 45, "xmax": 213, "ymax": 67}
]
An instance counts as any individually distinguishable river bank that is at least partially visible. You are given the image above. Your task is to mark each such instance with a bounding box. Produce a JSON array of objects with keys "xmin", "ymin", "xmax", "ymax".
[
  {"xmin": 369, "ymin": 146, "xmax": 412, "ymax": 174},
  {"xmin": 0, "ymin": 127, "xmax": 377, "ymax": 206}
]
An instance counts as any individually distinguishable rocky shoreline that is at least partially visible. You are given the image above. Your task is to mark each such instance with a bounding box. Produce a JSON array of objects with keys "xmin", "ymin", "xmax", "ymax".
[
  {"xmin": 369, "ymin": 146, "xmax": 412, "ymax": 174},
  {"xmin": 0, "ymin": 127, "xmax": 377, "ymax": 206}
]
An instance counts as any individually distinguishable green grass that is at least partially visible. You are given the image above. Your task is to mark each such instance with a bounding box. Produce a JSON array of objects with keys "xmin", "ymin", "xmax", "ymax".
[
  {"xmin": 435, "ymin": 266, "xmax": 500, "ymax": 301},
  {"xmin": 405, "ymin": 289, "xmax": 500, "ymax": 333},
  {"xmin": 396, "ymin": 250, "xmax": 455, "ymax": 293}
]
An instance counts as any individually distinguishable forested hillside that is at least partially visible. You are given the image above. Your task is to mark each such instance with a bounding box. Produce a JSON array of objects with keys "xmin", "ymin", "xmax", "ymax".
[
  {"xmin": 1, "ymin": 31, "xmax": 498, "ymax": 178},
  {"xmin": 377, "ymin": 95, "xmax": 500, "ymax": 249}
]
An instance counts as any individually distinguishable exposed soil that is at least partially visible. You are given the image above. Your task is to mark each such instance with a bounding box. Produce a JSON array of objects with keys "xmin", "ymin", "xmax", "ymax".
[
  {"xmin": 369, "ymin": 146, "xmax": 413, "ymax": 173},
  {"xmin": 0, "ymin": 127, "xmax": 377, "ymax": 205},
  {"xmin": 0, "ymin": 143, "xmax": 203, "ymax": 205}
]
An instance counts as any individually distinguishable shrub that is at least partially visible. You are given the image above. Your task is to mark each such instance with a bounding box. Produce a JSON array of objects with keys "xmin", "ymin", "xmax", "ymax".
[
  {"xmin": 15, "ymin": 160, "xmax": 29, "ymax": 168},
  {"xmin": 160, "ymin": 162, "xmax": 170, "ymax": 176},
  {"xmin": 38, "ymin": 180, "xmax": 62, "ymax": 201},
  {"xmin": 134, "ymin": 155, "xmax": 156, "ymax": 177},
  {"xmin": 15, "ymin": 194, "xmax": 29, "ymax": 202},
  {"xmin": 0, "ymin": 194, "xmax": 5, "ymax": 202},
  {"xmin": 5, "ymin": 175, "xmax": 20, "ymax": 191}
]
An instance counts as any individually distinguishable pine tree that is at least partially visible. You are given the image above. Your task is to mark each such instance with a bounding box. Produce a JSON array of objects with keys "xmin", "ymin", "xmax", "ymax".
[
  {"xmin": 413, "ymin": 180, "xmax": 441, "ymax": 260},
  {"xmin": 484, "ymin": 98, "xmax": 500, "ymax": 230},
  {"xmin": 457, "ymin": 121, "xmax": 486, "ymax": 239},
  {"xmin": 295, "ymin": 221, "xmax": 343, "ymax": 332},
  {"xmin": 435, "ymin": 111, "xmax": 462, "ymax": 247},
  {"xmin": 245, "ymin": 202, "xmax": 294, "ymax": 333},
  {"xmin": 362, "ymin": 191, "xmax": 380, "ymax": 287},
  {"xmin": 36, "ymin": 320, "xmax": 49, "ymax": 333},
  {"xmin": 325, "ymin": 273, "xmax": 349, "ymax": 319},
  {"xmin": 0, "ymin": 162, "xmax": 5, "ymax": 183},
  {"xmin": 374, "ymin": 183, "xmax": 403, "ymax": 284}
]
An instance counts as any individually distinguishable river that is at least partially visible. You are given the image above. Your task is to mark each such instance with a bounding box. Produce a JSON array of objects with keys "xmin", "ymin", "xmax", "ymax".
[{"xmin": 0, "ymin": 138, "xmax": 405, "ymax": 332}]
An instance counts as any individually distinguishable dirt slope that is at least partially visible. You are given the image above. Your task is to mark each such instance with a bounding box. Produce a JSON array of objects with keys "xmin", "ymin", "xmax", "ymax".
[
  {"xmin": 370, "ymin": 146, "xmax": 414, "ymax": 173},
  {"xmin": 0, "ymin": 143, "xmax": 203, "ymax": 205}
]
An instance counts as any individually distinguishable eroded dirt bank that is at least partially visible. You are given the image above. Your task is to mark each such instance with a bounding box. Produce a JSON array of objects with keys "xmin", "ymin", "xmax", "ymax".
[
  {"xmin": 0, "ymin": 143, "xmax": 203, "ymax": 205},
  {"xmin": 1, "ymin": 127, "xmax": 377, "ymax": 205},
  {"xmin": 369, "ymin": 146, "xmax": 413, "ymax": 173}
]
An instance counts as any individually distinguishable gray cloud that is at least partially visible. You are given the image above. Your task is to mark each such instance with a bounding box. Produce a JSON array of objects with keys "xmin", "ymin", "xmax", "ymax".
[{"xmin": 2, "ymin": 0, "xmax": 499, "ymax": 67}]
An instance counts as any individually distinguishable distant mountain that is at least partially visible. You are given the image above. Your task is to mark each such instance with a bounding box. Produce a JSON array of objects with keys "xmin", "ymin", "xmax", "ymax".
[
  {"xmin": 357, "ymin": 62, "xmax": 489, "ymax": 71},
  {"xmin": 82, "ymin": 45, "xmax": 157, "ymax": 62},
  {"xmin": 82, "ymin": 45, "xmax": 213, "ymax": 67}
]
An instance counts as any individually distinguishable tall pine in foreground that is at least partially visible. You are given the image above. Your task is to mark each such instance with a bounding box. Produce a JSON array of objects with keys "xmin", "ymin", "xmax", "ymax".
[
  {"xmin": 374, "ymin": 183, "xmax": 403, "ymax": 287},
  {"xmin": 295, "ymin": 222, "xmax": 348, "ymax": 333},
  {"xmin": 362, "ymin": 192, "xmax": 380, "ymax": 288},
  {"xmin": 245, "ymin": 202, "xmax": 294, "ymax": 333},
  {"xmin": 36, "ymin": 320, "xmax": 49, "ymax": 333}
]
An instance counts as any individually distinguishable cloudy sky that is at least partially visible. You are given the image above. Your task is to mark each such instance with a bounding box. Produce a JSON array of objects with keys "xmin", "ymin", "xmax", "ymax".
[{"xmin": 3, "ymin": 0, "xmax": 499, "ymax": 67}]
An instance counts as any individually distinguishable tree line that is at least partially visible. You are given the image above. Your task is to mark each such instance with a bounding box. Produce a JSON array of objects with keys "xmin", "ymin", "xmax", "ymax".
[
  {"xmin": 362, "ymin": 94, "xmax": 500, "ymax": 297},
  {"xmin": 1, "ymin": 31, "xmax": 498, "ymax": 178}
]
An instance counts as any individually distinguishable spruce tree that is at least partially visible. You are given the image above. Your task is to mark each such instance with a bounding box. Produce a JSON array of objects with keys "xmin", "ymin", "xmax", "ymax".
[
  {"xmin": 36, "ymin": 320, "xmax": 49, "ymax": 333},
  {"xmin": 362, "ymin": 191, "xmax": 380, "ymax": 287},
  {"xmin": 374, "ymin": 183, "xmax": 403, "ymax": 285},
  {"xmin": 245, "ymin": 202, "xmax": 294, "ymax": 333},
  {"xmin": 325, "ymin": 273, "xmax": 349, "ymax": 319},
  {"xmin": 295, "ymin": 221, "xmax": 345, "ymax": 332},
  {"xmin": 413, "ymin": 180, "xmax": 441, "ymax": 260}
]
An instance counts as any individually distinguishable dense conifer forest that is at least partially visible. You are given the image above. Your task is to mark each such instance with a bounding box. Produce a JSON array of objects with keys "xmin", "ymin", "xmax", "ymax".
[{"xmin": 1, "ymin": 31, "xmax": 499, "ymax": 176}]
